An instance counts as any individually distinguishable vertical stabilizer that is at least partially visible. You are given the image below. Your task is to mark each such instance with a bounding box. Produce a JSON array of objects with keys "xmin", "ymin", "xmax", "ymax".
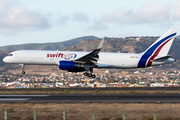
[
  {"xmin": 138, "ymin": 28, "xmax": 178, "ymax": 68},
  {"xmin": 143, "ymin": 28, "xmax": 178, "ymax": 56}
]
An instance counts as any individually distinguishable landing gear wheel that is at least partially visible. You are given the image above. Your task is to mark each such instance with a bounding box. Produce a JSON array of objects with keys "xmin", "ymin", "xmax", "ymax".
[
  {"xmin": 84, "ymin": 72, "xmax": 88, "ymax": 76},
  {"xmin": 22, "ymin": 71, "xmax": 25, "ymax": 75},
  {"xmin": 88, "ymin": 73, "xmax": 92, "ymax": 78},
  {"xmin": 92, "ymin": 74, "xmax": 96, "ymax": 78},
  {"xmin": 84, "ymin": 72, "xmax": 96, "ymax": 78}
]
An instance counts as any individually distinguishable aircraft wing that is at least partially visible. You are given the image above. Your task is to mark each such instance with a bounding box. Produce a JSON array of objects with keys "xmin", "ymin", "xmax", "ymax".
[{"xmin": 74, "ymin": 39, "xmax": 104, "ymax": 67}]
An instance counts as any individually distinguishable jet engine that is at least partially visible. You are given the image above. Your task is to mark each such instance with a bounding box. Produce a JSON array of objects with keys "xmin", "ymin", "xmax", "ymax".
[{"xmin": 59, "ymin": 61, "xmax": 82, "ymax": 70}]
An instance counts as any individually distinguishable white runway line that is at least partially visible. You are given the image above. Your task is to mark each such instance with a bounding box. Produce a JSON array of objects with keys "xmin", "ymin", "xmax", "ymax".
[
  {"xmin": 0, "ymin": 95, "xmax": 49, "ymax": 97},
  {"xmin": 0, "ymin": 98, "xmax": 30, "ymax": 101}
]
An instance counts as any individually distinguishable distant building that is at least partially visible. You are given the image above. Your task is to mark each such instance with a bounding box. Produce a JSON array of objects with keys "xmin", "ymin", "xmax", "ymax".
[{"xmin": 150, "ymin": 83, "xmax": 165, "ymax": 87}]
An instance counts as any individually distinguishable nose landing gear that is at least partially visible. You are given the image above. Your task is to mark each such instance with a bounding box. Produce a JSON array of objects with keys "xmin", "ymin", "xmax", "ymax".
[
  {"xmin": 19, "ymin": 64, "xmax": 25, "ymax": 75},
  {"xmin": 22, "ymin": 71, "xmax": 25, "ymax": 75}
]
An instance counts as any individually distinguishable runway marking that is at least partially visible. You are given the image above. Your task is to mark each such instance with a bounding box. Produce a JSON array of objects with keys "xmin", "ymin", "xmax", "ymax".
[
  {"xmin": 0, "ymin": 95, "xmax": 49, "ymax": 97},
  {"xmin": 0, "ymin": 98, "xmax": 30, "ymax": 101}
]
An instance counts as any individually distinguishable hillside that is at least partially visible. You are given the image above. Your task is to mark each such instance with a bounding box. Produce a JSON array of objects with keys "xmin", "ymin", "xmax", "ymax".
[
  {"xmin": 0, "ymin": 51, "xmax": 7, "ymax": 67},
  {"xmin": 0, "ymin": 36, "xmax": 99, "ymax": 52},
  {"xmin": 65, "ymin": 37, "xmax": 155, "ymax": 53},
  {"xmin": 65, "ymin": 37, "xmax": 179, "ymax": 57},
  {"xmin": 176, "ymin": 35, "xmax": 180, "ymax": 40}
]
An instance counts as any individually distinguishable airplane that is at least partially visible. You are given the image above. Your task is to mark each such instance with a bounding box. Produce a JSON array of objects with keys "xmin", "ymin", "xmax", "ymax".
[{"xmin": 3, "ymin": 28, "xmax": 178, "ymax": 78}]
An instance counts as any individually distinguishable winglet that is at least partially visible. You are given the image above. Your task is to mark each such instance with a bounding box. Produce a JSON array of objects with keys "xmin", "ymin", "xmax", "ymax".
[{"xmin": 97, "ymin": 39, "xmax": 104, "ymax": 49}]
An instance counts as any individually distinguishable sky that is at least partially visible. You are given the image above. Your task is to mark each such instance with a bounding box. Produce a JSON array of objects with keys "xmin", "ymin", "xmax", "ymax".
[{"xmin": 0, "ymin": 0, "xmax": 180, "ymax": 47}]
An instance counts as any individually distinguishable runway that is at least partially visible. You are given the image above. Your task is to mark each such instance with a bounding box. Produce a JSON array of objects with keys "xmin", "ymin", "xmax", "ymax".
[{"xmin": 1, "ymin": 94, "xmax": 180, "ymax": 103}]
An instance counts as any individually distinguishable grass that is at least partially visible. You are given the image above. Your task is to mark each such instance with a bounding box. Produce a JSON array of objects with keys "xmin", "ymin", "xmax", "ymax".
[
  {"xmin": 115, "ymin": 116, "xmax": 123, "ymax": 120},
  {"xmin": 43, "ymin": 89, "xmax": 49, "ymax": 92},
  {"xmin": 0, "ymin": 103, "xmax": 180, "ymax": 120},
  {"xmin": 64, "ymin": 89, "xmax": 69, "ymax": 92},
  {"xmin": 8, "ymin": 107, "xmax": 14, "ymax": 112},
  {"xmin": 1, "ymin": 89, "xmax": 180, "ymax": 95},
  {"xmin": 41, "ymin": 108, "xmax": 47, "ymax": 112},
  {"xmin": 101, "ymin": 117, "xmax": 110, "ymax": 120},
  {"xmin": 96, "ymin": 89, "xmax": 100, "ymax": 92},
  {"xmin": 141, "ymin": 115, "xmax": 153, "ymax": 120},
  {"xmin": 128, "ymin": 90, "xmax": 135, "ymax": 94},
  {"xmin": 2, "ymin": 90, "xmax": 7, "ymax": 93},
  {"xmin": 28, "ymin": 89, "xmax": 32, "ymax": 91},
  {"xmin": 28, "ymin": 102, "xmax": 36, "ymax": 105}
]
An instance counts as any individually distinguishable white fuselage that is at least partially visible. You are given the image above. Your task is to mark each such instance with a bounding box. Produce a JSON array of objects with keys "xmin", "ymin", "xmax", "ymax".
[{"xmin": 3, "ymin": 50, "xmax": 175, "ymax": 69}]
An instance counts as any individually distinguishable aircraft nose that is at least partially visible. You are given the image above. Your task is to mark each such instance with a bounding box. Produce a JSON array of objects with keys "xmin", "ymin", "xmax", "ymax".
[{"xmin": 3, "ymin": 57, "xmax": 8, "ymax": 63}]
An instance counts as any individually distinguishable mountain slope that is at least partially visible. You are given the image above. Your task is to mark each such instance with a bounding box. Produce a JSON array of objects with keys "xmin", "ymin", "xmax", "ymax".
[
  {"xmin": 0, "ymin": 36, "xmax": 99, "ymax": 52},
  {"xmin": 176, "ymin": 35, "xmax": 180, "ymax": 40},
  {"xmin": 0, "ymin": 50, "xmax": 8, "ymax": 67},
  {"xmin": 65, "ymin": 37, "xmax": 179, "ymax": 58},
  {"xmin": 65, "ymin": 38, "xmax": 154, "ymax": 53}
]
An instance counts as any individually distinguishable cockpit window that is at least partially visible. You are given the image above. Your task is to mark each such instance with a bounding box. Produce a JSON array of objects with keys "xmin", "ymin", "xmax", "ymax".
[{"xmin": 8, "ymin": 54, "xmax": 13, "ymax": 56}]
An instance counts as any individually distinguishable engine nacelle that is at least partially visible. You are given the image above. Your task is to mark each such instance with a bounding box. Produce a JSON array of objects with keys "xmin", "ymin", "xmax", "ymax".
[{"xmin": 59, "ymin": 61, "xmax": 81, "ymax": 70}]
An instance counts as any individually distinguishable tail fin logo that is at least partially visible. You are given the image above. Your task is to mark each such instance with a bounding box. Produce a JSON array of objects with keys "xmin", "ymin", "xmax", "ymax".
[{"xmin": 138, "ymin": 32, "xmax": 177, "ymax": 68}]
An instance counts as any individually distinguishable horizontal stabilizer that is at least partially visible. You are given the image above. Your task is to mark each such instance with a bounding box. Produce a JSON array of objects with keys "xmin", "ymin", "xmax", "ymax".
[{"xmin": 153, "ymin": 55, "xmax": 172, "ymax": 62}]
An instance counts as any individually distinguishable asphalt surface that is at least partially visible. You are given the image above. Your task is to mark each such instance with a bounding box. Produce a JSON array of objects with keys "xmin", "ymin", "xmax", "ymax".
[{"xmin": 1, "ymin": 94, "xmax": 180, "ymax": 103}]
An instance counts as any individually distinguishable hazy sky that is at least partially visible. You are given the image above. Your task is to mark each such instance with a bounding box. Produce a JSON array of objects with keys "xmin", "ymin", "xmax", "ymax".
[{"xmin": 0, "ymin": 0, "xmax": 180, "ymax": 46}]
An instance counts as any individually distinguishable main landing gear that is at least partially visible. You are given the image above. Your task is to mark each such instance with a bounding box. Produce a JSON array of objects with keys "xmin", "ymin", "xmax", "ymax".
[
  {"xmin": 83, "ymin": 64, "xmax": 96, "ymax": 78},
  {"xmin": 84, "ymin": 72, "xmax": 96, "ymax": 78},
  {"xmin": 19, "ymin": 64, "xmax": 25, "ymax": 75}
]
